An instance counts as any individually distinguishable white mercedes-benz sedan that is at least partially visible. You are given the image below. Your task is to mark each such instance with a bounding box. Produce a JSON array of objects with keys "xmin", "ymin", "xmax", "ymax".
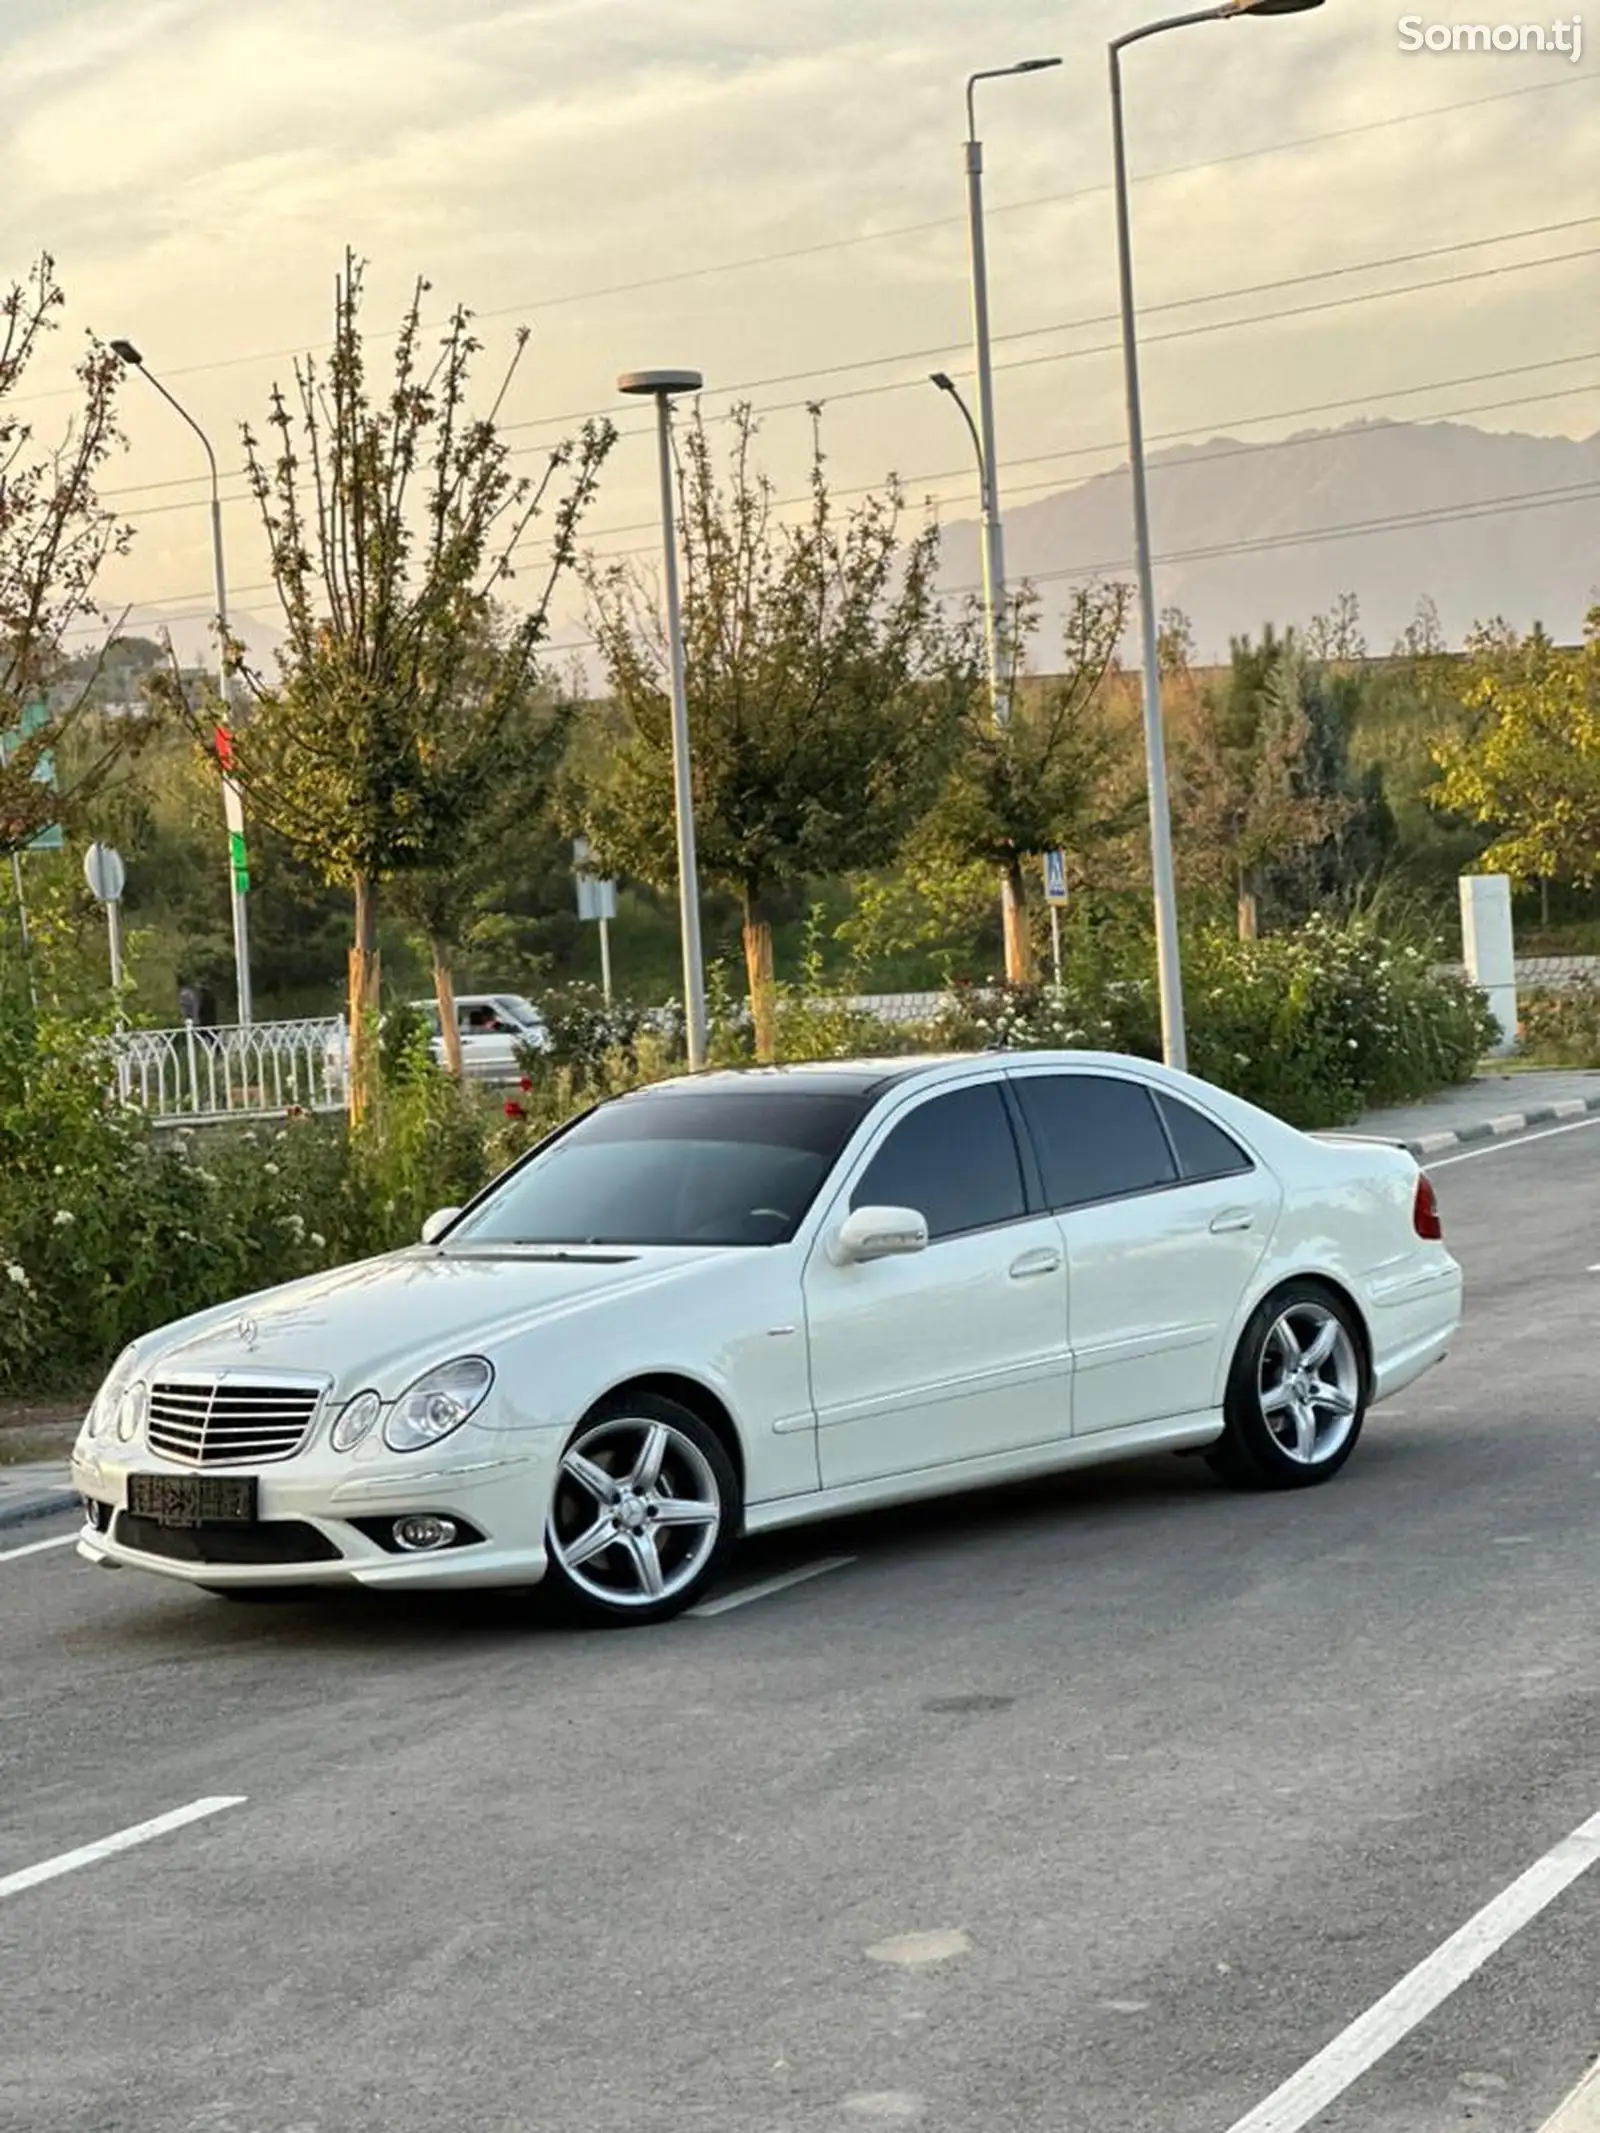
[{"xmin": 71, "ymin": 1052, "xmax": 1463, "ymax": 1625}]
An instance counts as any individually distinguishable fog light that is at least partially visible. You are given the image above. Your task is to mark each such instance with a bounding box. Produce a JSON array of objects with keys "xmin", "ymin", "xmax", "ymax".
[{"xmin": 392, "ymin": 1515, "xmax": 457, "ymax": 1553}]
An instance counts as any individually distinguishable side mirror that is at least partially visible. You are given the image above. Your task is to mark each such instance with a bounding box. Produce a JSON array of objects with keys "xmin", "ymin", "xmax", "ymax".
[
  {"xmin": 830, "ymin": 1205, "xmax": 929, "ymax": 1266},
  {"xmin": 420, "ymin": 1207, "xmax": 461, "ymax": 1247}
]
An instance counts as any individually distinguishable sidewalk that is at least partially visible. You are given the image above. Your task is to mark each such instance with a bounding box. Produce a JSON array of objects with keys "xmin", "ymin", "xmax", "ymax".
[
  {"xmin": 5, "ymin": 1068, "xmax": 1599, "ymax": 1538},
  {"xmin": 1325, "ymin": 1067, "xmax": 1600, "ymax": 1158},
  {"xmin": 0, "ymin": 1460, "xmax": 78, "ymax": 1537}
]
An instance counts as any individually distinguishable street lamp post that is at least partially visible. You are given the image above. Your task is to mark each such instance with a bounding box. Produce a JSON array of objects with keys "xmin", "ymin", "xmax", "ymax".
[
  {"xmin": 618, "ymin": 369, "xmax": 708, "ymax": 1071},
  {"xmin": 111, "ymin": 341, "xmax": 254, "ymax": 1027},
  {"xmin": 1108, "ymin": 0, "xmax": 1324, "ymax": 1072},
  {"xmin": 941, "ymin": 57, "xmax": 1061, "ymax": 986}
]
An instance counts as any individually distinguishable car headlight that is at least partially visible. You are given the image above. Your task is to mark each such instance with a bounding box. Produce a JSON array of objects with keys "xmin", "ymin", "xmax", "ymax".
[
  {"xmin": 87, "ymin": 1347, "xmax": 140, "ymax": 1441},
  {"xmin": 382, "ymin": 1357, "xmax": 494, "ymax": 1454},
  {"xmin": 331, "ymin": 1389, "xmax": 382, "ymax": 1453},
  {"xmin": 115, "ymin": 1381, "xmax": 147, "ymax": 1445}
]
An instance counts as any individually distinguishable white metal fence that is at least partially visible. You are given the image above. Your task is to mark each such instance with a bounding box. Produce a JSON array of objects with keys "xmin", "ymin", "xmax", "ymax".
[
  {"xmin": 109, "ymin": 1017, "xmax": 347, "ymax": 1126},
  {"xmin": 101, "ymin": 956, "xmax": 1600, "ymax": 1125}
]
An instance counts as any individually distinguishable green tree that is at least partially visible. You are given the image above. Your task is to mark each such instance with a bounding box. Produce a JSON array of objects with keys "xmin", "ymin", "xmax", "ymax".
[
  {"xmin": 583, "ymin": 403, "xmax": 972, "ymax": 1058},
  {"xmin": 0, "ymin": 257, "xmax": 137, "ymax": 863},
  {"xmin": 917, "ymin": 585, "xmax": 1137, "ymax": 978},
  {"xmin": 388, "ymin": 654, "xmax": 574, "ymax": 1075},
  {"xmin": 1430, "ymin": 609, "xmax": 1600, "ymax": 890},
  {"xmin": 1176, "ymin": 627, "xmax": 1368, "ymax": 938},
  {"xmin": 206, "ymin": 255, "xmax": 611, "ymax": 1117}
]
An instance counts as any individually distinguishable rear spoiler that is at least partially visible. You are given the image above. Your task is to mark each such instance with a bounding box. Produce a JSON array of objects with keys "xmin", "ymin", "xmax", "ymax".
[{"xmin": 1311, "ymin": 1130, "xmax": 1408, "ymax": 1147}]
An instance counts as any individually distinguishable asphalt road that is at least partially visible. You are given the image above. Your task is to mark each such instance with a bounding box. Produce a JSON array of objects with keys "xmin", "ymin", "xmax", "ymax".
[{"xmin": 3, "ymin": 1120, "xmax": 1599, "ymax": 2133}]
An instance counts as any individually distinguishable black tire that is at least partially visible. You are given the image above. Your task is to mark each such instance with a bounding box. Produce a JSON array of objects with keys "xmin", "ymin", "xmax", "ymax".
[
  {"xmin": 542, "ymin": 1391, "xmax": 740, "ymax": 1627},
  {"xmin": 1206, "ymin": 1280, "xmax": 1369, "ymax": 1491}
]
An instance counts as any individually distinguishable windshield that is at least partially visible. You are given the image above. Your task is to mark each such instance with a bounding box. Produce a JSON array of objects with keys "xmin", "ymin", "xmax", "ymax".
[{"xmin": 448, "ymin": 1087, "xmax": 869, "ymax": 1248}]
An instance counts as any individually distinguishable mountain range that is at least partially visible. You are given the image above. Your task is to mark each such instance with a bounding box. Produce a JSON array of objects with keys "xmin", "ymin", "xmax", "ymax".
[
  {"xmin": 140, "ymin": 417, "xmax": 1600, "ymax": 677},
  {"xmin": 934, "ymin": 417, "xmax": 1600, "ymax": 664}
]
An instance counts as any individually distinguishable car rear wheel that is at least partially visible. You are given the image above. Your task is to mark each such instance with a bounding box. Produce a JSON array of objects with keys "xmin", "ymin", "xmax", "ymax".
[
  {"xmin": 544, "ymin": 1393, "xmax": 738, "ymax": 1626},
  {"xmin": 1207, "ymin": 1282, "xmax": 1368, "ymax": 1490}
]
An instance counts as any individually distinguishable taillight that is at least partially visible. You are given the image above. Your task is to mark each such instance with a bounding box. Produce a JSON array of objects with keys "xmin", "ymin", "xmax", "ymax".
[{"xmin": 1413, "ymin": 1172, "xmax": 1443, "ymax": 1240}]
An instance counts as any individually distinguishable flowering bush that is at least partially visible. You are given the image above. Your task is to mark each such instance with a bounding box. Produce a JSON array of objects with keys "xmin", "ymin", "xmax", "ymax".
[
  {"xmin": 0, "ymin": 1004, "xmax": 499, "ymax": 1395},
  {"xmin": 932, "ymin": 918, "xmax": 1494, "ymax": 1127},
  {"xmin": 0, "ymin": 914, "xmax": 1496, "ymax": 1395},
  {"xmin": 1516, "ymin": 981, "xmax": 1600, "ymax": 1067}
]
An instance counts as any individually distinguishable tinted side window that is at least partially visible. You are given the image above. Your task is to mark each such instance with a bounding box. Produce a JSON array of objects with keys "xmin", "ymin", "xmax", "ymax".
[
  {"xmin": 851, "ymin": 1085, "xmax": 1026, "ymax": 1240},
  {"xmin": 1013, "ymin": 1074, "xmax": 1176, "ymax": 1211},
  {"xmin": 1157, "ymin": 1093, "xmax": 1253, "ymax": 1182}
]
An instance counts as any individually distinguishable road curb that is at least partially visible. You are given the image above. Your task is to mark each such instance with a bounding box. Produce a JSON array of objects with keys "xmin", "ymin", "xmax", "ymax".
[
  {"xmin": 1539, "ymin": 2055, "xmax": 1600, "ymax": 2130},
  {"xmin": 1402, "ymin": 1092, "xmax": 1600, "ymax": 1163},
  {"xmin": 0, "ymin": 1481, "xmax": 77, "ymax": 1535}
]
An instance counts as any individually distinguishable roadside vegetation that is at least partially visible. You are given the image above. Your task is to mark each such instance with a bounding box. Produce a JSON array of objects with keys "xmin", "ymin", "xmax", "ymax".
[{"xmin": 0, "ymin": 245, "xmax": 1590, "ymax": 1393}]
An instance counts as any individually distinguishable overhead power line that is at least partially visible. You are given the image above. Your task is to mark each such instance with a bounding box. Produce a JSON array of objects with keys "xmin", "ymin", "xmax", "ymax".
[
  {"xmin": 100, "ymin": 222, "xmax": 1600, "ymax": 514},
  {"xmin": 16, "ymin": 70, "xmax": 1588, "ymax": 412},
  {"xmin": 67, "ymin": 470, "xmax": 1600, "ymax": 646}
]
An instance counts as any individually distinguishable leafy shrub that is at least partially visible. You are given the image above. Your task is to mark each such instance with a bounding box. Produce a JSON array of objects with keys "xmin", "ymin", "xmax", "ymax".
[
  {"xmin": 0, "ymin": 913, "xmax": 1496, "ymax": 1395},
  {"xmin": 523, "ymin": 982, "xmax": 678, "ymax": 1093},
  {"xmin": 0, "ymin": 1004, "xmax": 506, "ymax": 1395},
  {"xmin": 1517, "ymin": 981, "xmax": 1600, "ymax": 1066},
  {"xmin": 932, "ymin": 917, "xmax": 1494, "ymax": 1127}
]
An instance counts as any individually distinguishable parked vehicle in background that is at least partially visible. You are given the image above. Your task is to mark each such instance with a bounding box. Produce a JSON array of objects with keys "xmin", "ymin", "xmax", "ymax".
[
  {"xmin": 324, "ymin": 993, "xmax": 549, "ymax": 1088},
  {"xmin": 414, "ymin": 994, "xmax": 550, "ymax": 1080}
]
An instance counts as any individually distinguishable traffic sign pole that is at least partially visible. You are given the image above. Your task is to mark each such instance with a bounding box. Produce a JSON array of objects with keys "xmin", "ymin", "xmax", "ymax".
[
  {"xmin": 1042, "ymin": 849, "xmax": 1069, "ymax": 987},
  {"xmin": 83, "ymin": 843, "xmax": 129, "ymax": 1014},
  {"xmin": 106, "ymin": 896, "xmax": 125, "ymax": 993},
  {"xmin": 574, "ymin": 838, "xmax": 618, "ymax": 1005}
]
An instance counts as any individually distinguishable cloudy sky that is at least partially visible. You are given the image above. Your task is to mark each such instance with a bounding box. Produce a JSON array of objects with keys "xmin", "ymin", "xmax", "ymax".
[{"xmin": 7, "ymin": 0, "xmax": 1596, "ymax": 661}]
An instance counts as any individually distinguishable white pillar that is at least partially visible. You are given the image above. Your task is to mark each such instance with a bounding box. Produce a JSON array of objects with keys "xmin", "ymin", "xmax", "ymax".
[{"xmin": 1459, "ymin": 873, "xmax": 1517, "ymax": 1053}]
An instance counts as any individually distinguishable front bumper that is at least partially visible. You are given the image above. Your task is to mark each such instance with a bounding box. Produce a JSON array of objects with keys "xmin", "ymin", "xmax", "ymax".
[{"xmin": 70, "ymin": 1437, "xmax": 552, "ymax": 1593}]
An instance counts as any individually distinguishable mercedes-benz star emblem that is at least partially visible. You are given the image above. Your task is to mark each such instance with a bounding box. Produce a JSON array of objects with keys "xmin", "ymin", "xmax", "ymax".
[{"xmin": 235, "ymin": 1317, "xmax": 259, "ymax": 1349}]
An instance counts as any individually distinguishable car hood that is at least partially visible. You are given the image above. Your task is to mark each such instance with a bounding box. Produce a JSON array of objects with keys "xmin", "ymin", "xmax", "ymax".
[{"xmin": 141, "ymin": 1244, "xmax": 723, "ymax": 1391}]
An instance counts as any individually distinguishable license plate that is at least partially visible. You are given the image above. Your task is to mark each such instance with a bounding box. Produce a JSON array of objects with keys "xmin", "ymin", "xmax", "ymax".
[{"xmin": 128, "ymin": 1473, "xmax": 258, "ymax": 1527}]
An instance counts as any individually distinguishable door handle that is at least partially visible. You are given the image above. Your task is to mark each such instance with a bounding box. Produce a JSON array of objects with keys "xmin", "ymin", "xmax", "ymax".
[
  {"xmin": 1209, "ymin": 1209, "xmax": 1254, "ymax": 1234},
  {"xmin": 1009, "ymin": 1247, "xmax": 1062, "ymax": 1279}
]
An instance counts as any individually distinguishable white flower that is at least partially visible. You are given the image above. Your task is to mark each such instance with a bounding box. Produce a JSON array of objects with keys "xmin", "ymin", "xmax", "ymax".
[
  {"xmin": 52, "ymin": 1164, "xmax": 64, "ymax": 1178},
  {"xmin": 5, "ymin": 1263, "xmax": 29, "ymax": 1289},
  {"xmin": 310, "ymin": 1232, "xmax": 326, "ymax": 1250},
  {"xmin": 262, "ymin": 1161, "xmax": 280, "ymax": 1177},
  {"xmin": 52, "ymin": 1210, "xmax": 74, "ymax": 1228}
]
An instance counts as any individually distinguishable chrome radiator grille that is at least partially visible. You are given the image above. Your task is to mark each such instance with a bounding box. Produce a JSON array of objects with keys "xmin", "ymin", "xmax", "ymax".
[{"xmin": 146, "ymin": 1376, "xmax": 324, "ymax": 1466}]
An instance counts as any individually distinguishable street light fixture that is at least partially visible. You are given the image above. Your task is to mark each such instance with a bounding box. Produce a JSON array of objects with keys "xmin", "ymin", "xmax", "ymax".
[
  {"xmin": 1108, "ymin": 0, "xmax": 1325, "ymax": 1071},
  {"xmin": 110, "ymin": 339, "xmax": 254, "ymax": 1027},
  {"xmin": 944, "ymin": 56, "xmax": 1061, "ymax": 985},
  {"xmin": 617, "ymin": 367, "xmax": 708, "ymax": 1072}
]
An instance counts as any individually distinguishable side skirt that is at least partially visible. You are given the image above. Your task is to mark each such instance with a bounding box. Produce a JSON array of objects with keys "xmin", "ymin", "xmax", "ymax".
[{"xmin": 743, "ymin": 1411, "xmax": 1224, "ymax": 1536}]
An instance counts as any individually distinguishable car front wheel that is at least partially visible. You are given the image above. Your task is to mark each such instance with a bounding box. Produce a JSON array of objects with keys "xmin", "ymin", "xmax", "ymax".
[
  {"xmin": 1207, "ymin": 1282, "xmax": 1368, "ymax": 1489},
  {"xmin": 544, "ymin": 1393, "xmax": 738, "ymax": 1625}
]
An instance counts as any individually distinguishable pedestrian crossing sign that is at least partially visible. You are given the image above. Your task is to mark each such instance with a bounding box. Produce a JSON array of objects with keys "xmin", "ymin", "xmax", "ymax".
[{"xmin": 1043, "ymin": 849, "xmax": 1068, "ymax": 905}]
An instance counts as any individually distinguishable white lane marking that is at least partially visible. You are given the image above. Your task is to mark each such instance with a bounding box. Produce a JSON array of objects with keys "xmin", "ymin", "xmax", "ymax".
[
  {"xmin": 1540, "ymin": 2053, "xmax": 1600, "ymax": 2130},
  {"xmin": 689, "ymin": 1555, "xmax": 855, "ymax": 1617},
  {"xmin": 1223, "ymin": 1806, "xmax": 1600, "ymax": 2133},
  {"xmin": 1429, "ymin": 1117, "xmax": 1600, "ymax": 1168},
  {"xmin": 0, "ymin": 1532, "xmax": 77, "ymax": 1566},
  {"xmin": 0, "ymin": 1796, "xmax": 246, "ymax": 1903}
]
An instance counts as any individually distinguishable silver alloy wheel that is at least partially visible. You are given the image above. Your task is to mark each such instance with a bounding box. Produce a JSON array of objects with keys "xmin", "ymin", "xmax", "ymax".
[
  {"xmin": 1258, "ymin": 1302, "xmax": 1361, "ymax": 1466},
  {"xmin": 549, "ymin": 1415, "xmax": 722, "ymax": 1609}
]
